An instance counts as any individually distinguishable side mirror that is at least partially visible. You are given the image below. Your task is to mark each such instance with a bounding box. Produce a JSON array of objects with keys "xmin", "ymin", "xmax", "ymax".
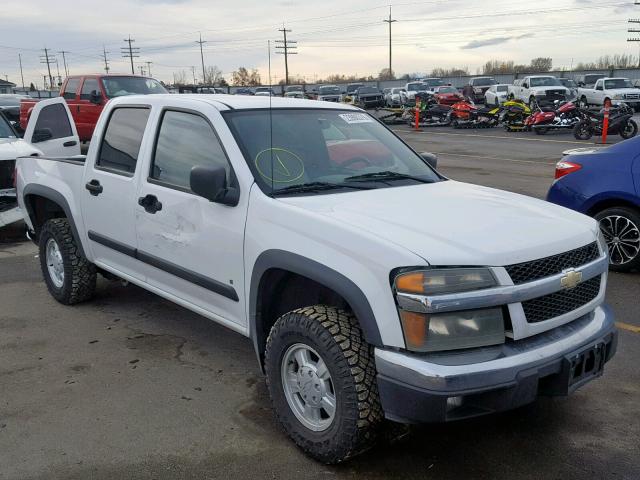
[
  {"xmin": 190, "ymin": 165, "xmax": 239, "ymax": 206},
  {"xmin": 90, "ymin": 90, "xmax": 102, "ymax": 104},
  {"xmin": 523, "ymin": 83, "xmax": 529, "ymax": 89},
  {"xmin": 32, "ymin": 128, "xmax": 53, "ymax": 143},
  {"xmin": 420, "ymin": 152, "xmax": 438, "ymax": 169},
  {"xmin": 578, "ymin": 82, "xmax": 585, "ymax": 87}
]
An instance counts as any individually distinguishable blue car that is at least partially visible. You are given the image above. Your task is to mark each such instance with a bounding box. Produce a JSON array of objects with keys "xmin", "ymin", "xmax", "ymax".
[{"xmin": 547, "ymin": 137, "xmax": 640, "ymax": 272}]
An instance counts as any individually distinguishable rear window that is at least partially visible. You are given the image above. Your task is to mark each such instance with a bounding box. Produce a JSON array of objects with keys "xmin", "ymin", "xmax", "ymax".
[
  {"xmin": 62, "ymin": 79, "xmax": 80, "ymax": 100},
  {"xmin": 472, "ymin": 78, "xmax": 496, "ymax": 86},
  {"xmin": 33, "ymin": 103, "xmax": 73, "ymax": 140},
  {"xmin": 96, "ymin": 107, "xmax": 150, "ymax": 175}
]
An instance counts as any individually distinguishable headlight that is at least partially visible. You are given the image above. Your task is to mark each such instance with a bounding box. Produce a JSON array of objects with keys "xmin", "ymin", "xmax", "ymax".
[
  {"xmin": 394, "ymin": 268, "xmax": 504, "ymax": 352},
  {"xmin": 395, "ymin": 268, "xmax": 497, "ymax": 295},
  {"xmin": 613, "ymin": 94, "xmax": 623, "ymax": 100}
]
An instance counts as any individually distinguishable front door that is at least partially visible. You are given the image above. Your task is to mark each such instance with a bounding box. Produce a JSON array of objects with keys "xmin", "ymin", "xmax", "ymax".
[
  {"xmin": 23, "ymin": 98, "xmax": 81, "ymax": 157},
  {"xmin": 134, "ymin": 105, "xmax": 247, "ymax": 327},
  {"xmin": 76, "ymin": 77, "xmax": 103, "ymax": 141},
  {"xmin": 81, "ymin": 106, "xmax": 152, "ymax": 280}
]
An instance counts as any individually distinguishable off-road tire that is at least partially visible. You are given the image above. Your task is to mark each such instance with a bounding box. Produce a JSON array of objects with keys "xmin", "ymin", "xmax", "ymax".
[
  {"xmin": 39, "ymin": 218, "xmax": 96, "ymax": 304},
  {"xmin": 265, "ymin": 305, "xmax": 383, "ymax": 464}
]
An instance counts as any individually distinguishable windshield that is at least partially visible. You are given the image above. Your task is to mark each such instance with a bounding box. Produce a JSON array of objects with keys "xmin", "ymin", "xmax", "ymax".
[
  {"xmin": 346, "ymin": 84, "xmax": 363, "ymax": 93},
  {"xmin": 102, "ymin": 77, "xmax": 167, "ymax": 98},
  {"xmin": 286, "ymin": 86, "xmax": 303, "ymax": 92},
  {"xmin": 604, "ymin": 79, "xmax": 634, "ymax": 89},
  {"xmin": 224, "ymin": 109, "xmax": 440, "ymax": 195},
  {"xmin": 472, "ymin": 78, "xmax": 496, "ymax": 86},
  {"xmin": 319, "ymin": 86, "xmax": 341, "ymax": 94},
  {"xmin": 437, "ymin": 86, "xmax": 457, "ymax": 94},
  {"xmin": 424, "ymin": 79, "xmax": 445, "ymax": 87},
  {"xmin": 0, "ymin": 114, "xmax": 16, "ymax": 138},
  {"xmin": 496, "ymin": 85, "xmax": 508, "ymax": 92},
  {"xmin": 559, "ymin": 79, "xmax": 576, "ymax": 88},
  {"xmin": 529, "ymin": 77, "xmax": 561, "ymax": 87},
  {"xmin": 407, "ymin": 83, "xmax": 426, "ymax": 91}
]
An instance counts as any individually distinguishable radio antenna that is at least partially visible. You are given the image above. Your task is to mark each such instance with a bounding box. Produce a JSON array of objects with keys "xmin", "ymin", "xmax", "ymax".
[{"xmin": 268, "ymin": 39, "xmax": 274, "ymax": 195}]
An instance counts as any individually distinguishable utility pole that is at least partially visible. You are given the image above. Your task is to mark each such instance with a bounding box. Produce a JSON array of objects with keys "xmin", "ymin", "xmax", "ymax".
[
  {"xmin": 383, "ymin": 6, "xmax": 397, "ymax": 78},
  {"xmin": 40, "ymin": 48, "xmax": 55, "ymax": 91},
  {"xmin": 191, "ymin": 66, "xmax": 197, "ymax": 85},
  {"xmin": 629, "ymin": 18, "xmax": 640, "ymax": 68},
  {"xmin": 196, "ymin": 33, "xmax": 207, "ymax": 85},
  {"xmin": 55, "ymin": 58, "xmax": 62, "ymax": 87},
  {"xmin": 145, "ymin": 61, "xmax": 153, "ymax": 77},
  {"xmin": 102, "ymin": 46, "xmax": 110, "ymax": 74},
  {"xmin": 18, "ymin": 53, "xmax": 24, "ymax": 89},
  {"xmin": 121, "ymin": 36, "xmax": 140, "ymax": 74},
  {"xmin": 138, "ymin": 65, "xmax": 145, "ymax": 76},
  {"xmin": 275, "ymin": 25, "xmax": 297, "ymax": 85},
  {"xmin": 58, "ymin": 50, "xmax": 69, "ymax": 77}
]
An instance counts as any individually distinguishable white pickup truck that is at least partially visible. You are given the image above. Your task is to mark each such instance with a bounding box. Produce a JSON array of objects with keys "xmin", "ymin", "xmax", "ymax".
[
  {"xmin": 16, "ymin": 95, "xmax": 617, "ymax": 463},
  {"xmin": 577, "ymin": 77, "xmax": 640, "ymax": 111},
  {"xmin": 508, "ymin": 75, "xmax": 571, "ymax": 106}
]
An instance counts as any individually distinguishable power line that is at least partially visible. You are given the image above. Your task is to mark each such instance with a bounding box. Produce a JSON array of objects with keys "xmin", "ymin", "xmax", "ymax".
[
  {"xmin": 276, "ymin": 25, "xmax": 297, "ymax": 85},
  {"xmin": 121, "ymin": 36, "xmax": 140, "ymax": 74},
  {"xmin": 196, "ymin": 33, "xmax": 207, "ymax": 85},
  {"xmin": 383, "ymin": 6, "xmax": 397, "ymax": 76}
]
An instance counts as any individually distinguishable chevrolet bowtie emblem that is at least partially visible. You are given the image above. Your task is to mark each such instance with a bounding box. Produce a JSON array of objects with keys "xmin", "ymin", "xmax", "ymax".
[{"xmin": 561, "ymin": 270, "xmax": 583, "ymax": 290}]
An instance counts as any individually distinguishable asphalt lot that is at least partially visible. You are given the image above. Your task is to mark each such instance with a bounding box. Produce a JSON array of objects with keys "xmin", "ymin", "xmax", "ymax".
[{"xmin": 1, "ymin": 125, "xmax": 639, "ymax": 480}]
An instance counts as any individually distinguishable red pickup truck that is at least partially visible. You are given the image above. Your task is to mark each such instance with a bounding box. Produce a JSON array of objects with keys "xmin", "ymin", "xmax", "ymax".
[{"xmin": 20, "ymin": 74, "xmax": 167, "ymax": 142}]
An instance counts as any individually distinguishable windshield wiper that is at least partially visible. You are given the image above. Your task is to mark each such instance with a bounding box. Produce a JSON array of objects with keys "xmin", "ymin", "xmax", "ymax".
[
  {"xmin": 344, "ymin": 171, "xmax": 433, "ymax": 184},
  {"xmin": 272, "ymin": 181, "xmax": 374, "ymax": 196}
]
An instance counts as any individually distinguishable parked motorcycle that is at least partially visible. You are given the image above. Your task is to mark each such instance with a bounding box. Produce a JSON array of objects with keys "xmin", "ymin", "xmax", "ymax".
[
  {"xmin": 573, "ymin": 103, "xmax": 638, "ymax": 140},
  {"xmin": 403, "ymin": 97, "xmax": 452, "ymax": 127},
  {"xmin": 498, "ymin": 99, "xmax": 531, "ymax": 131},
  {"xmin": 525, "ymin": 100, "xmax": 582, "ymax": 135},
  {"xmin": 450, "ymin": 99, "xmax": 499, "ymax": 128}
]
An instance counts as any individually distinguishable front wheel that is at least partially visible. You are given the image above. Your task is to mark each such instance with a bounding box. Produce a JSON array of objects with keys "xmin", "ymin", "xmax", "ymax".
[
  {"xmin": 39, "ymin": 218, "xmax": 97, "ymax": 304},
  {"xmin": 595, "ymin": 207, "xmax": 640, "ymax": 272},
  {"xmin": 573, "ymin": 121, "xmax": 593, "ymax": 140},
  {"xmin": 265, "ymin": 305, "xmax": 383, "ymax": 464},
  {"xmin": 620, "ymin": 119, "xmax": 638, "ymax": 139},
  {"xmin": 534, "ymin": 126, "xmax": 549, "ymax": 135}
]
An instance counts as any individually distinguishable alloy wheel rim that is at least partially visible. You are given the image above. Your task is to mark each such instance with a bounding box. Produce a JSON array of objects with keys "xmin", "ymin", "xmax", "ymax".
[
  {"xmin": 281, "ymin": 343, "xmax": 336, "ymax": 432},
  {"xmin": 46, "ymin": 238, "xmax": 65, "ymax": 288},
  {"xmin": 600, "ymin": 215, "xmax": 640, "ymax": 265}
]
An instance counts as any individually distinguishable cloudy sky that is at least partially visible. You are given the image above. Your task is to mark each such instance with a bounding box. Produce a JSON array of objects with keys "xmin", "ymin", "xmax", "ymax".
[{"xmin": 0, "ymin": 0, "xmax": 637, "ymax": 88}]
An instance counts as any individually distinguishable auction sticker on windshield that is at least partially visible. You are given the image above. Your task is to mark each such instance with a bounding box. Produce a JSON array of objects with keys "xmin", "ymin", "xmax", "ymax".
[{"xmin": 339, "ymin": 113, "xmax": 373, "ymax": 124}]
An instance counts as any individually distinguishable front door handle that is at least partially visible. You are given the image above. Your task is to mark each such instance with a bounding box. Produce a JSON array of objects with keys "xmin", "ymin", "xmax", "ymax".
[
  {"xmin": 85, "ymin": 179, "xmax": 103, "ymax": 196},
  {"xmin": 138, "ymin": 194, "xmax": 162, "ymax": 214},
  {"xmin": 63, "ymin": 140, "xmax": 77, "ymax": 147}
]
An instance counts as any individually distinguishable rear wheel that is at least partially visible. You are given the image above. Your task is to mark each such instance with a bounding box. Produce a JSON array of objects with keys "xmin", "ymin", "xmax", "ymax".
[
  {"xmin": 265, "ymin": 305, "xmax": 383, "ymax": 464},
  {"xmin": 579, "ymin": 96, "xmax": 589, "ymax": 109},
  {"xmin": 595, "ymin": 207, "xmax": 640, "ymax": 272},
  {"xmin": 39, "ymin": 218, "xmax": 96, "ymax": 304},
  {"xmin": 573, "ymin": 121, "xmax": 593, "ymax": 140},
  {"xmin": 620, "ymin": 119, "xmax": 638, "ymax": 139},
  {"xmin": 534, "ymin": 127, "xmax": 549, "ymax": 135}
]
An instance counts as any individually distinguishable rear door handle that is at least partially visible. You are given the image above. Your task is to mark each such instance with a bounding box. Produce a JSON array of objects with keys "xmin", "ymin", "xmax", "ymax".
[
  {"xmin": 138, "ymin": 194, "xmax": 162, "ymax": 214},
  {"xmin": 85, "ymin": 179, "xmax": 103, "ymax": 196},
  {"xmin": 63, "ymin": 140, "xmax": 77, "ymax": 147}
]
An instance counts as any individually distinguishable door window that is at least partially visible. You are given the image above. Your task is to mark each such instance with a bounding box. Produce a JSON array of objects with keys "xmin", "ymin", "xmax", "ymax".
[
  {"xmin": 62, "ymin": 78, "xmax": 80, "ymax": 100},
  {"xmin": 150, "ymin": 110, "xmax": 231, "ymax": 190},
  {"xmin": 96, "ymin": 107, "xmax": 150, "ymax": 175},
  {"xmin": 33, "ymin": 103, "xmax": 73, "ymax": 139},
  {"xmin": 80, "ymin": 78, "xmax": 100, "ymax": 100}
]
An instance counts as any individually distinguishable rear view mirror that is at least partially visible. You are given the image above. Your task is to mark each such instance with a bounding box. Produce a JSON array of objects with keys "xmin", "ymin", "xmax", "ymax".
[
  {"xmin": 32, "ymin": 128, "xmax": 53, "ymax": 143},
  {"xmin": 420, "ymin": 152, "xmax": 438, "ymax": 169},
  {"xmin": 190, "ymin": 165, "xmax": 239, "ymax": 206}
]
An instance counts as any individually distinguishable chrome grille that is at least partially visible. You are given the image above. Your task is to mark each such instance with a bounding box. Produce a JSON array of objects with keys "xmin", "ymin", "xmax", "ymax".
[
  {"xmin": 505, "ymin": 242, "xmax": 599, "ymax": 285},
  {"xmin": 624, "ymin": 93, "xmax": 639, "ymax": 100},
  {"xmin": 522, "ymin": 276, "xmax": 601, "ymax": 323}
]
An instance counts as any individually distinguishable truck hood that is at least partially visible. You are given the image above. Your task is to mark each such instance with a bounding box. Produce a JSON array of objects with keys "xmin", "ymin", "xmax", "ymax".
[
  {"xmin": 531, "ymin": 86, "xmax": 569, "ymax": 93},
  {"xmin": 0, "ymin": 138, "xmax": 41, "ymax": 162},
  {"xmin": 603, "ymin": 88, "xmax": 640, "ymax": 95},
  {"xmin": 279, "ymin": 180, "xmax": 597, "ymax": 266}
]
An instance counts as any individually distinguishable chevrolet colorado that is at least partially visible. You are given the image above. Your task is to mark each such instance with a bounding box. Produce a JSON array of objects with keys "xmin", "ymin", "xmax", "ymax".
[{"xmin": 16, "ymin": 94, "xmax": 617, "ymax": 463}]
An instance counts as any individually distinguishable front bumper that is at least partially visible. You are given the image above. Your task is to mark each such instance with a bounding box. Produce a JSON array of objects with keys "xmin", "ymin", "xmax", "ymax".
[{"xmin": 375, "ymin": 304, "xmax": 617, "ymax": 423}]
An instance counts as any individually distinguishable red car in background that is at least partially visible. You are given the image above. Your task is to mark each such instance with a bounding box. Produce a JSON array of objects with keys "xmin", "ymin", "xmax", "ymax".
[
  {"xmin": 433, "ymin": 86, "xmax": 464, "ymax": 106},
  {"xmin": 20, "ymin": 75, "xmax": 167, "ymax": 142}
]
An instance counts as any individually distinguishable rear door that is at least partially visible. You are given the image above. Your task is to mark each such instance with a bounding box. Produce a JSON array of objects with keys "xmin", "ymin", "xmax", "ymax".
[
  {"xmin": 81, "ymin": 105, "xmax": 152, "ymax": 280},
  {"xmin": 23, "ymin": 97, "xmax": 81, "ymax": 157}
]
